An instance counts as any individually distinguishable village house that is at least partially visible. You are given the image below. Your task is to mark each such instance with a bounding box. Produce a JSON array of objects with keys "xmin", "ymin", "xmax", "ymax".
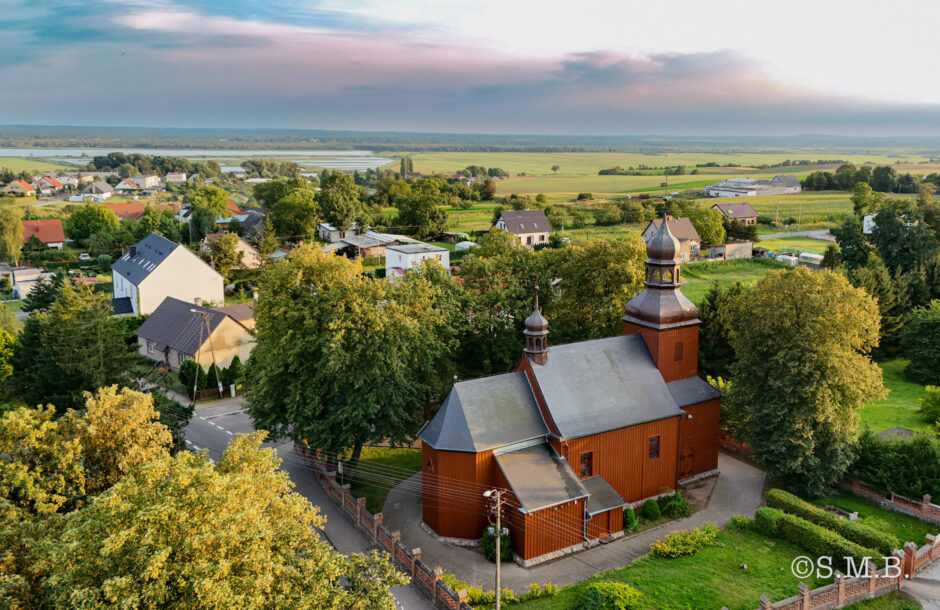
[
  {"xmin": 11, "ymin": 267, "xmax": 44, "ymax": 299},
  {"xmin": 111, "ymin": 233, "xmax": 224, "ymax": 315},
  {"xmin": 135, "ymin": 297, "xmax": 254, "ymax": 372},
  {"xmin": 316, "ymin": 222, "xmax": 361, "ymax": 243},
  {"xmin": 494, "ymin": 209, "xmax": 551, "ymax": 247},
  {"xmin": 201, "ymin": 232, "xmax": 263, "ymax": 269},
  {"xmin": 81, "ymin": 181, "xmax": 113, "ymax": 201},
  {"xmin": 3, "ymin": 180, "xmax": 35, "ymax": 197},
  {"xmin": 130, "ymin": 175, "xmax": 161, "ymax": 189},
  {"xmin": 703, "ymin": 175, "xmax": 801, "ymax": 197},
  {"xmin": 710, "ymin": 201, "xmax": 759, "ymax": 225},
  {"xmin": 115, "ymin": 178, "xmax": 141, "ymax": 192},
  {"xmin": 705, "ymin": 241, "xmax": 754, "ymax": 260},
  {"xmin": 102, "ymin": 202, "xmax": 180, "ymax": 222},
  {"xmin": 164, "ymin": 172, "xmax": 187, "ymax": 185},
  {"xmin": 384, "ymin": 243, "xmax": 450, "ymax": 278},
  {"xmin": 22, "ymin": 219, "xmax": 65, "ymax": 249},
  {"xmin": 215, "ymin": 301, "xmax": 256, "ymax": 330},
  {"xmin": 419, "ymin": 221, "xmax": 721, "ymax": 565},
  {"xmin": 32, "ymin": 175, "xmax": 64, "ymax": 194},
  {"xmin": 642, "ymin": 216, "xmax": 701, "ymax": 260}
]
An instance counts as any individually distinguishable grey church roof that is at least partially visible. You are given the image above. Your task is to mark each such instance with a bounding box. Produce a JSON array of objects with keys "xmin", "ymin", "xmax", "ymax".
[
  {"xmin": 666, "ymin": 376, "xmax": 722, "ymax": 407},
  {"xmin": 135, "ymin": 297, "xmax": 235, "ymax": 356},
  {"xmin": 527, "ymin": 334, "xmax": 684, "ymax": 439},
  {"xmin": 494, "ymin": 444, "xmax": 588, "ymax": 512},
  {"xmin": 111, "ymin": 233, "xmax": 179, "ymax": 285},
  {"xmin": 418, "ymin": 372, "xmax": 548, "ymax": 452}
]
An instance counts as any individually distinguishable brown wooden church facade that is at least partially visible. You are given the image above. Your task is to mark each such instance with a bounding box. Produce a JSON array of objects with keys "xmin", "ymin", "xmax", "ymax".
[{"xmin": 419, "ymin": 221, "xmax": 721, "ymax": 563}]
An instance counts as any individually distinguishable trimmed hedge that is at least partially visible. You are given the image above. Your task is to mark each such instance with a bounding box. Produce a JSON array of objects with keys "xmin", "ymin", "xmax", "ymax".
[
  {"xmin": 650, "ymin": 523, "xmax": 718, "ymax": 558},
  {"xmin": 754, "ymin": 507, "xmax": 880, "ymax": 568},
  {"xmin": 482, "ymin": 526, "xmax": 512, "ymax": 562},
  {"xmin": 641, "ymin": 499, "xmax": 660, "ymax": 520},
  {"xmin": 573, "ymin": 581, "xmax": 642, "ymax": 610},
  {"xmin": 765, "ymin": 489, "xmax": 900, "ymax": 555},
  {"xmin": 622, "ymin": 506, "xmax": 637, "ymax": 531}
]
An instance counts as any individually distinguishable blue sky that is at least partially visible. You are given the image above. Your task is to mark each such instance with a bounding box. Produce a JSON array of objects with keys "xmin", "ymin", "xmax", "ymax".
[{"xmin": 3, "ymin": 0, "xmax": 940, "ymax": 135}]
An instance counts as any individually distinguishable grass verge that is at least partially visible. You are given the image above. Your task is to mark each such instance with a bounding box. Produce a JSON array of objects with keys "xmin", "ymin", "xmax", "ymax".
[
  {"xmin": 347, "ymin": 446, "xmax": 422, "ymax": 513},
  {"xmin": 809, "ymin": 491, "xmax": 937, "ymax": 546},
  {"xmin": 859, "ymin": 360, "xmax": 930, "ymax": 434}
]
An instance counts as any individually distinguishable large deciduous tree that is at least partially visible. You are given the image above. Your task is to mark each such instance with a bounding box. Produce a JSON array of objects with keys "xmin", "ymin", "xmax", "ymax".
[
  {"xmin": 697, "ymin": 280, "xmax": 748, "ymax": 379},
  {"xmin": 900, "ymin": 300, "xmax": 940, "ymax": 385},
  {"xmin": 202, "ymin": 232, "xmax": 243, "ymax": 281},
  {"xmin": 41, "ymin": 433, "xmax": 406, "ymax": 608},
  {"xmin": 246, "ymin": 245, "xmax": 451, "ymax": 463},
  {"xmin": 687, "ymin": 208, "xmax": 726, "ymax": 245},
  {"xmin": 870, "ymin": 199, "xmax": 938, "ymax": 274},
  {"xmin": 726, "ymin": 267, "xmax": 884, "ymax": 496},
  {"xmin": 270, "ymin": 182, "xmax": 318, "ymax": 238},
  {"xmin": 63, "ymin": 204, "xmax": 120, "ymax": 241},
  {"xmin": 0, "ymin": 205, "xmax": 23, "ymax": 263},
  {"xmin": 318, "ymin": 172, "xmax": 361, "ymax": 231}
]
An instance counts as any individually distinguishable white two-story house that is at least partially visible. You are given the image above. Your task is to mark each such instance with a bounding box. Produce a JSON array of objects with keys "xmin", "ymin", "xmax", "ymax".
[{"xmin": 112, "ymin": 233, "xmax": 224, "ymax": 315}]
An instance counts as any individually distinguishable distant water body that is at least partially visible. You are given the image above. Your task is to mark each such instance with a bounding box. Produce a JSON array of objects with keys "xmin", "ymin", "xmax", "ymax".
[{"xmin": 0, "ymin": 148, "xmax": 393, "ymax": 171}]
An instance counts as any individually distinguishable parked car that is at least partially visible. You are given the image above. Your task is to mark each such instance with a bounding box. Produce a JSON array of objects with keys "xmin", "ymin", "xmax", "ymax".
[{"xmin": 78, "ymin": 253, "xmax": 91, "ymax": 261}]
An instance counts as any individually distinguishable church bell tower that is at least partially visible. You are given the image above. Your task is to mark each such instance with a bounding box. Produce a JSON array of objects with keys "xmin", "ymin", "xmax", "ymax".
[{"xmin": 622, "ymin": 219, "xmax": 701, "ymax": 382}]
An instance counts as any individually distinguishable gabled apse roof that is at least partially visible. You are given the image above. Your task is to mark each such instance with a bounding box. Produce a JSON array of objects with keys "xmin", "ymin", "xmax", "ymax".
[
  {"xmin": 495, "ymin": 444, "xmax": 588, "ymax": 512},
  {"xmin": 526, "ymin": 334, "xmax": 684, "ymax": 439},
  {"xmin": 418, "ymin": 371, "xmax": 548, "ymax": 452},
  {"xmin": 666, "ymin": 376, "xmax": 721, "ymax": 407}
]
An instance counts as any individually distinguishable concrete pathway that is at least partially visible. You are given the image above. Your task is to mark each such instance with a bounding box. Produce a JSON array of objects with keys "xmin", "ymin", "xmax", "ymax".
[
  {"xmin": 760, "ymin": 229, "xmax": 835, "ymax": 241},
  {"xmin": 908, "ymin": 559, "xmax": 940, "ymax": 609},
  {"xmin": 382, "ymin": 453, "xmax": 766, "ymax": 590}
]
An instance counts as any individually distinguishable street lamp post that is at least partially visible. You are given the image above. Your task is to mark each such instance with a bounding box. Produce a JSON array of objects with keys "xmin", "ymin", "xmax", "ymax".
[{"xmin": 483, "ymin": 489, "xmax": 504, "ymax": 609}]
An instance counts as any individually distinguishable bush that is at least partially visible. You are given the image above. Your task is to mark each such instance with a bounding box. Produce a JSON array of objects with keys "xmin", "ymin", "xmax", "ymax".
[
  {"xmin": 658, "ymin": 490, "xmax": 693, "ymax": 519},
  {"xmin": 650, "ymin": 523, "xmax": 718, "ymax": 558},
  {"xmin": 222, "ymin": 355, "xmax": 245, "ymax": 386},
  {"xmin": 576, "ymin": 192, "xmax": 593, "ymax": 201},
  {"xmin": 728, "ymin": 514, "xmax": 751, "ymax": 530},
  {"xmin": 178, "ymin": 359, "xmax": 204, "ymax": 394},
  {"xmin": 900, "ymin": 301, "xmax": 940, "ymax": 385},
  {"xmin": 919, "ymin": 386, "xmax": 940, "ymax": 429},
  {"xmin": 622, "ymin": 506, "xmax": 637, "ymax": 531},
  {"xmin": 754, "ymin": 507, "xmax": 879, "ymax": 569},
  {"xmin": 641, "ymin": 499, "xmax": 660, "ymax": 521},
  {"xmin": 482, "ymin": 526, "xmax": 512, "ymax": 563},
  {"xmin": 519, "ymin": 582, "xmax": 559, "ymax": 603},
  {"xmin": 206, "ymin": 363, "xmax": 223, "ymax": 389},
  {"xmin": 574, "ymin": 581, "xmax": 642, "ymax": 610},
  {"xmin": 853, "ymin": 429, "xmax": 940, "ymax": 499},
  {"xmin": 764, "ymin": 488, "xmax": 900, "ymax": 555}
]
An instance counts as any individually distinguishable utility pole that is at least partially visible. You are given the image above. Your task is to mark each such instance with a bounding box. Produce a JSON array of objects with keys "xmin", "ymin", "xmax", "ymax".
[{"xmin": 484, "ymin": 489, "xmax": 504, "ymax": 609}]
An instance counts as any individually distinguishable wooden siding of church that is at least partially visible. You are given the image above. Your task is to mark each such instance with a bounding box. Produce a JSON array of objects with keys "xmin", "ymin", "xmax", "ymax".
[
  {"xmin": 421, "ymin": 444, "xmax": 494, "ymax": 540},
  {"xmin": 679, "ymin": 398, "xmax": 721, "ymax": 479},
  {"xmin": 563, "ymin": 417, "xmax": 680, "ymax": 503},
  {"xmin": 622, "ymin": 322, "xmax": 699, "ymax": 383},
  {"xmin": 586, "ymin": 506, "xmax": 623, "ymax": 540},
  {"xmin": 521, "ymin": 499, "xmax": 586, "ymax": 560}
]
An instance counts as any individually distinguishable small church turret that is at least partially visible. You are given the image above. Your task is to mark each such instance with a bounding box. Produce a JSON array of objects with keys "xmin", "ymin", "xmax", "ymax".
[
  {"xmin": 523, "ymin": 296, "xmax": 549, "ymax": 366},
  {"xmin": 622, "ymin": 219, "xmax": 701, "ymax": 381}
]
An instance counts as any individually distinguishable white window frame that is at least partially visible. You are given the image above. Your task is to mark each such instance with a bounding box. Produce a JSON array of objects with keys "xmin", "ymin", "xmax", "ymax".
[{"xmin": 146, "ymin": 340, "xmax": 154, "ymax": 353}]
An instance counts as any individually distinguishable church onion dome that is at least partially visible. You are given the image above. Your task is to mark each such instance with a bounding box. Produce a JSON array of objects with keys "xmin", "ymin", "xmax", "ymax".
[
  {"xmin": 623, "ymin": 288, "xmax": 699, "ymax": 329},
  {"xmin": 524, "ymin": 305, "xmax": 549, "ymax": 333},
  {"xmin": 645, "ymin": 218, "xmax": 680, "ymax": 262}
]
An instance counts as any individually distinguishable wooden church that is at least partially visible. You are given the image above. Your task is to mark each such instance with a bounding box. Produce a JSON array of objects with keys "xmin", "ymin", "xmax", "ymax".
[{"xmin": 418, "ymin": 220, "xmax": 721, "ymax": 564}]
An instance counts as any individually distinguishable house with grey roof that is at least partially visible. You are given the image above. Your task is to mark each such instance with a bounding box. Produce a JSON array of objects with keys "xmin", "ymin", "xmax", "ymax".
[
  {"xmin": 703, "ymin": 175, "xmax": 801, "ymax": 198},
  {"xmin": 384, "ymin": 243, "xmax": 449, "ymax": 278},
  {"xmin": 494, "ymin": 209, "xmax": 551, "ymax": 247},
  {"xmin": 135, "ymin": 296, "xmax": 254, "ymax": 371},
  {"xmin": 419, "ymin": 220, "xmax": 722, "ymax": 565},
  {"xmin": 112, "ymin": 233, "xmax": 224, "ymax": 315},
  {"xmin": 642, "ymin": 216, "xmax": 702, "ymax": 258}
]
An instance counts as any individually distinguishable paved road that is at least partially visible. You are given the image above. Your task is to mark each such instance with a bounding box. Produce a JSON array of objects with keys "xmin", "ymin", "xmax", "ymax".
[
  {"xmin": 908, "ymin": 558, "xmax": 940, "ymax": 609},
  {"xmin": 761, "ymin": 229, "xmax": 835, "ymax": 241},
  {"xmin": 184, "ymin": 401, "xmax": 431, "ymax": 609}
]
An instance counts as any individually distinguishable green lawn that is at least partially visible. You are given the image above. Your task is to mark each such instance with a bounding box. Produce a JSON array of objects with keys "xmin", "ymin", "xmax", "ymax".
[
  {"xmin": 347, "ymin": 446, "xmax": 422, "ymax": 513},
  {"xmin": 679, "ymin": 258, "xmax": 788, "ymax": 306},
  {"xmin": 845, "ymin": 591, "xmax": 920, "ymax": 610},
  {"xmin": 4, "ymin": 300, "xmax": 24, "ymax": 312},
  {"xmin": 809, "ymin": 491, "xmax": 937, "ymax": 545},
  {"xmin": 758, "ymin": 236, "xmax": 832, "ymax": 254},
  {"xmin": 858, "ymin": 360, "xmax": 930, "ymax": 434},
  {"xmin": 516, "ymin": 528, "xmax": 829, "ymax": 610}
]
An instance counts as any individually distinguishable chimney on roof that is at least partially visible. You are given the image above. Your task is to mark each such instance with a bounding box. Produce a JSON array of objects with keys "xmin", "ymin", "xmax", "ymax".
[
  {"xmin": 194, "ymin": 297, "xmax": 202, "ymax": 306},
  {"xmin": 129, "ymin": 245, "xmax": 137, "ymax": 258}
]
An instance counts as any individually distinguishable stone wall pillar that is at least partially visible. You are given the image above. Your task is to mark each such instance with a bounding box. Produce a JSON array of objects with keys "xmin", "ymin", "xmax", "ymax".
[
  {"xmin": 411, "ymin": 548, "xmax": 421, "ymax": 578},
  {"xmin": 373, "ymin": 513, "xmax": 383, "ymax": 542},
  {"xmin": 868, "ymin": 562, "xmax": 877, "ymax": 596},
  {"xmin": 758, "ymin": 594, "xmax": 771, "ymax": 609},
  {"xmin": 433, "ymin": 567, "xmax": 443, "ymax": 602},
  {"xmin": 928, "ymin": 534, "xmax": 939, "ymax": 560},
  {"xmin": 903, "ymin": 542, "xmax": 917, "ymax": 578},
  {"xmin": 798, "ymin": 582, "xmax": 809, "ymax": 608},
  {"xmin": 357, "ymin": 496, "xmax": 366, "ymax": 526},
  {"xmin": 835, "ymin": 571, "xmax": 845, "ymax": 605}
]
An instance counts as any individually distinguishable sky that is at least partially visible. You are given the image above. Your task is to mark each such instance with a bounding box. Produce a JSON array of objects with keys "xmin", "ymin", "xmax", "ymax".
[{"xmin": 3, "ymin": 0, "xmax": 940, "ymax": 135}]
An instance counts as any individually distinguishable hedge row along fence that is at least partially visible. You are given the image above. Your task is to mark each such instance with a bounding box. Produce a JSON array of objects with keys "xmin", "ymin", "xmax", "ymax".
[
  {"xmin": 754, "ymin": 507, "xmax": 879, "ymax": 571},
  {"xmin": 764, "ymin": 489, "xmax": 899, "ymax": 555},
  {"xmin": 294, "ymin": 442, "xmax": 473, "ymax": 610}
]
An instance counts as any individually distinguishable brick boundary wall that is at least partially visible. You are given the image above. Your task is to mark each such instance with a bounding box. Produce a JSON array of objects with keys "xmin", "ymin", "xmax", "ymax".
[
  {"xmin": 753, "ymin": 529, "xmax": 940, "ymax": 609},
  {"xmin": 294, "ymin": 443, "xmax": 474, "ymax": 610},
  {"xmin": 842, "ymin": 479, "xmax": 940, "ymax": 527}
]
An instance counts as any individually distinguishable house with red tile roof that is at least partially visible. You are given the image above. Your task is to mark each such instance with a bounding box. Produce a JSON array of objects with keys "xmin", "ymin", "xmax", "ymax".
[
  {"xmin": 3, "ymin": 180, "xmax": 36, "ymax": 197},
  {"xmin": 115, "ymin": 179, "xmax": 142, "ymax": 192},
  {"xmin": 22, "ymin": 219, "xmax": 66, "ymax": 249},
  {"xmin": 102, "ymin": 202, "xmax": 180, "ymax": 221}
]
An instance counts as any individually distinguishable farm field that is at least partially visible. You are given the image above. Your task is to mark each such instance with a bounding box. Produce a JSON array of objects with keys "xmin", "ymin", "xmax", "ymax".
[
  {"xmin": 858, "ymin": 360, "xmax": 930, "ymax": 434},
  {"xmin": 514, "ymin": 527, "xmax": 829, "ymax": 610},
  {"xmin": 0, "ymin": 156, "xmax": 73, "ymax": 172},
  {"xmin": 679, "ymin": 258, "xmax": 788, "ymax": 306},
  {"xmin": 758, "ymin": 236, "xmax": 832, "ymax": 254}
]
